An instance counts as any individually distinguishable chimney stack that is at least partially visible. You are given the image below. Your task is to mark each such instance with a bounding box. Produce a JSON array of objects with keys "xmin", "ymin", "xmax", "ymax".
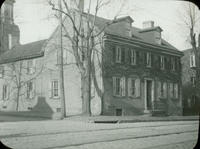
[{"xmin": 143, "ymin": 21, "xmax": 154, "ymax": 29}]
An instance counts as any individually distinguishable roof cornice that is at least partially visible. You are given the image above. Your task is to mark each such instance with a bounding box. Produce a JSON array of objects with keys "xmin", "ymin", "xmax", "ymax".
[{"xmin": 104, "ymin": 33, "xmax": 183, "ymax": 56}]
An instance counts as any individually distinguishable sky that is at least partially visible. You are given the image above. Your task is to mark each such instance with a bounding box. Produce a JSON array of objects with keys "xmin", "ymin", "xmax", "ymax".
[{"xmin": 12, "ymin": 0, "xmax": 200, "ymax": 51}]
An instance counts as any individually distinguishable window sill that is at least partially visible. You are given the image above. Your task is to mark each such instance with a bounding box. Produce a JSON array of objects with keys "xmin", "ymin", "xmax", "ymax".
[
  {"xmin": 128, "ymin": 96, "xmax": 140, "ymax": 99},
  {"xmin": 113, "ymin": 95, "xmax": 125, "ymax": 98},
  {"xmin": 50, "ymin": 97, "xmax": 60, "ymax": 100},
  {"xmin": 131, "ymin": 63, "xmax": 136, "ymax": 66},
  {"xmin": 171, "ymin": 98, "xmax": 179, "ymax": 101}
]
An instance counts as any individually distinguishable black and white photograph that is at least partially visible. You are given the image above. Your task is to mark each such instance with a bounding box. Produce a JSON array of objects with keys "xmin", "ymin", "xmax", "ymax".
[{"xmin": 0, "ymin": 0, "xmax": 199, "ymax": 148}]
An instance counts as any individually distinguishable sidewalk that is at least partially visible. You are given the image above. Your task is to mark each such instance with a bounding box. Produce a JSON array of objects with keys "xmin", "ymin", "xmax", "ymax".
[
  {"xmin": 65, "ymin": 115, "xmax": 200, "ymax": 123},
  {"xmin": 0, "ymin": 111, "xmax": 199, "ymax": 123}
]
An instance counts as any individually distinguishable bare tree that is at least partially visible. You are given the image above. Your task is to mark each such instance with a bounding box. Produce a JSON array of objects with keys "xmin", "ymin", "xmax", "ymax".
[
  {"xmin": 2, "ymin": 59, "xmax": 44, "ymax": 111},
  {"xmin": 48, "ymin": 0, "xmax": 123, "ymax": 116},
  {"xmin": 179, "ymin": 3, "xmax": 200, "ymax": 113}
]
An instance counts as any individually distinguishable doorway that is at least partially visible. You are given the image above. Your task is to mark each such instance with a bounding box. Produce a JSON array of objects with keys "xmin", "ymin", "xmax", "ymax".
[
  {"xmin": 144, "ymin": 79, "xmax": 154, "ymax": 112},
  {"xmin": 146, "ymin": 80, "xmax": 152, "ymax": 110}
]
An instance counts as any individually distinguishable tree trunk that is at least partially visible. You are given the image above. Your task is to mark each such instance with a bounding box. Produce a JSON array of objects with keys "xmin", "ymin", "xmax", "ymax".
[
  {"xmin": 81, "ymin": 73, "xmax": 91, "ymax": 116},
  {"xmin": 59, "ymin": 0, "xmax": 66, "ymax": 119},
  {"xmin": 16, "ymin": 87, "xmax": 20, "ymax": 111}
]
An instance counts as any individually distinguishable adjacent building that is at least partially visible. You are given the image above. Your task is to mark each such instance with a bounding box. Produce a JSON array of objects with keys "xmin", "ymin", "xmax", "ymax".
[
  {"xmin": 0, "ymin": 0, "xmax": 184, "ymax": 117},
  {"xmin": 0, "ymin": 0, "xmax": 20, "ymax": 54},
  {"xmin": 182, "ymin": 48, "xmax": 200, "ymax": 115}
]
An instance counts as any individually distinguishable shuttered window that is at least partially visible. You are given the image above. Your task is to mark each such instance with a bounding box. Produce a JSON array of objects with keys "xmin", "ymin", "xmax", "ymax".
[
  {"xmin": 113, "ymin": 76, "xmax": 125, "ymax": 96},
  {"xmin": 160, "ymin": 56, "xmax": 165, "ymax": 70},
  {"xmin": 146, "ymin": 52, "xmax": 152, "ymax": 67},
  {"xmin": 115, "ymin": 46, "xmax": 122, "ymax": 63},
  {"xmin": 169, "ymin": 82, "xmax": 178, "ymax": 99},
  {"xmin": 128, "ymin": 78, "xmax": 135, "ymax": 97},
  {"xmin": 27, "ymin": 60, "xmax": 36, "ymax": 74},
  {"xmin": 174, "ymin": 83, "xmax": 178, "ymax": 98},
  {"xmin": 190, "ymin": 53, "xmax": 196, "ymax": 67},
  {"xmin": 3, "ymin": 85, "xmax": 9, "ymax": 100},
  {"xmin": 171, "ymin": 57, "xmax": 175, "ymax": 71},
  {"xmin": 51, "ymin": 80, "xmax": 59, "ymax": 98},
  {"xmin": 27, "ymin": 81, "xmax": 35, "ymax": 99},
  {"xmin": 128, "ymin": 78, "xmax": 140, "ymax": 97},
  {"xmin": 158, "ymin": 81, "xmax": 167, "ymax": 99},
  {"xmin": 130, "ymin": 50, "xmax": 136, "ymax": 65}
]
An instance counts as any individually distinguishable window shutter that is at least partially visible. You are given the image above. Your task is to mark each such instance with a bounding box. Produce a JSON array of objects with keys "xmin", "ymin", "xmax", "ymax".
[
  {"xmin": 113, "ymin": 77, "xmax": 116, "ymax": 95},
  {"xmin": 58, "ymin": 80, "xmax": 60, "ymax": 97},
  {"xmin": 152, "ymin": 54, "xmax": 154, "ymax": 67},
  {"xmin": 135, "ymin": 78, "xmax": 140, "ymax": 97},
  {"xmin": 136, "ymin": 51, "xmax": 139, "ymax": 65},
  {"xmin": 128, "ymin": 49, "xmax": 132, "ymax": 64},
  {"xmin": 33, "ymin": 60, "xmax": 36, "ymax": 73},
  {"xmin": 169, "ymin": 83, "xmax": 173, "ymax": 98},
  {"xmin": 49, "ymin": 80, "xmax": 53, "ymax": 98},
  {"xmin": 164, "ymin": 57, "xmax": 167, "ymax": 70},
  {"xmin": 128, "ymin": 78, "xmax": 131, "ymax": 96},
  {"xmin": 32, "ymin": 81, "xmax": 36, "ymax": 98},
  {"xmin": 113, "ymin": 46, "xmax": 116, "ymax": 63},
  {"xmin": 157, "ymin": 81, "xmax": 161, "ymax": 98},
  {"xmin": 174, "ymin": 84, "xmax": 178, "ymax": 98},
  {"xmin": 7, "ymin": 85, "xmax": 9, "ymax": 100},
  {"xmin": 26, "ymin": 83, "xmax": 29, "ymax": 98},
  {"xmin": 144, "ymin": 52, "xmax": 147, "ymax": 65},
  {"xmin": 0, "ymin": 84, "xmax": 2, "ymax": 100},
  {"xmin": 122, "ymin": 77, "xmax": 126, "ymax": 96},
  {"xmin": 163, "ymin": 82, "xmax": 167, "ymax": 98},
  {"xmin": 26, "ymin": 61, "xmax": 29, "ymax": 74},
  {"xmin": 121, "ymin": 48, "xmax": 125, "ymax": 63}
]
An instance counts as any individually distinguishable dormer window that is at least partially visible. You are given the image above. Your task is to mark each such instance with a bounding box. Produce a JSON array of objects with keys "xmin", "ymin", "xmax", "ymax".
[{"xmin": 190, "ymin": 53, "xmax": 196, "ymax": 68}]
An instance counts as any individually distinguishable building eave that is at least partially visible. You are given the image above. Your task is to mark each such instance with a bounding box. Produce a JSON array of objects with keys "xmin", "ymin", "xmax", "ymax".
[
  {"xmin": 104, "ymin": 33, "xmax": 183, "ymax": 57},
  {"xmin": 0, "ymin": 52, "xmax": 44, "ymax": 65}
]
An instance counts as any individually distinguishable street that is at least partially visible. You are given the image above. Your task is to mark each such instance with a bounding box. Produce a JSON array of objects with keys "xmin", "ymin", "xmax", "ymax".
[{"xmin": 0, "ymin": 120, "xmax": 198, "ymax": 149}]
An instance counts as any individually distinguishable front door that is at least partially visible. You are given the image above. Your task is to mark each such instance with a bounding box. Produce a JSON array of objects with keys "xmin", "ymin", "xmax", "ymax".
[{"xmin": 146, "ymin": 80, "xmax": 152, "ymax": 110}]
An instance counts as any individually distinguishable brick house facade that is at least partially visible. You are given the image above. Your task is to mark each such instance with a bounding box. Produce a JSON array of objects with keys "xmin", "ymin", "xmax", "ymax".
[{"xmin": 102, "ymin": 28, "xmax": 183, "ymax": 116}]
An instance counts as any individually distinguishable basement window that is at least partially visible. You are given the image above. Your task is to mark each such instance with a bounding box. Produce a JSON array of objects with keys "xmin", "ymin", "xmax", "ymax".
[{"xmin": 116, "ymin": 109, "xmax": 122, "ymax": 116}]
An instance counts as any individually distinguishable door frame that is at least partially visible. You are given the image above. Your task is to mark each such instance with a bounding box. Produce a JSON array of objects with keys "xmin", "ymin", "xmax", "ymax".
[{"xmin": 144, "ymin": 78, "xmax": 155, "ymax": 113}]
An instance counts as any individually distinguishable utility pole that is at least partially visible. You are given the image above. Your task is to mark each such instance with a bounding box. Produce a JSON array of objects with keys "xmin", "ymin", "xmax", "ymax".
[{"xmin": 59, "ymin": 0, "xmax": 66, "ymax": 118}]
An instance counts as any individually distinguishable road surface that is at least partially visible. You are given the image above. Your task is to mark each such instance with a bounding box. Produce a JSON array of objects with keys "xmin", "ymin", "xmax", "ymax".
[{"xmin": 0, "ymin": 120, "xmax": 198, "ymax": 149}]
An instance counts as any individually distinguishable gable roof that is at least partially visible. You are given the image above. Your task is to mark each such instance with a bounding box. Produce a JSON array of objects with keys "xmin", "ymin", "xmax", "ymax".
[
  {"xmin": 0, "ymin": 40, "xmax": 46, "ymax": 64},
  {"xmin": 79, "ymin": 13, "xmax": 179, "ymax": 52}
]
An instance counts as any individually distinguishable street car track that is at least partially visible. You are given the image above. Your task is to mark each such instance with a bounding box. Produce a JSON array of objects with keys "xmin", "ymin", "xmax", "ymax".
[{"xmin": 0, "ymin": 121, "xmax": 198, "ymax": 139}]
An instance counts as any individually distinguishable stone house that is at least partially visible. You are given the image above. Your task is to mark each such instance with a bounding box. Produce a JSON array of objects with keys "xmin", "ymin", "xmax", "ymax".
[
  {"xmin": 182, "ymin": 48, "xmax": 200, "ymax": 115},
  {"xmin": 0, "ymin": 0, "xmax": 183, "ymax": 117}
]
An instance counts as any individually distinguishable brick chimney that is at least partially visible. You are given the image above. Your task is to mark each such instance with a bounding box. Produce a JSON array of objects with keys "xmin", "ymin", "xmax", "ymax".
[
  {"xmin": 140, "ymin": 20, "xmax": 163, "ymax": 45},
  {"xmin": 143, "ymin": 21, "xmax": 154, "ymax": 29}
]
